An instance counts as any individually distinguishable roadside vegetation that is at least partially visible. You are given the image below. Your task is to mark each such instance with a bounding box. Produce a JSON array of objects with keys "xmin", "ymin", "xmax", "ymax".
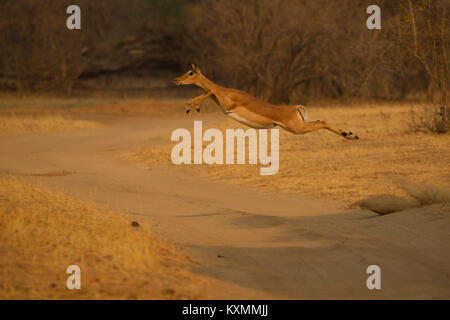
[
  {"xmin": 0, "ymin": 115, "xmax": 98, "ymax": 136},
  {"xmin": 0, "ymin": 175, "xmax": 210, "ymax": 299},
  {"xmin": 122, "ymin": 102, "xmax": 450, "ymax": 206}
]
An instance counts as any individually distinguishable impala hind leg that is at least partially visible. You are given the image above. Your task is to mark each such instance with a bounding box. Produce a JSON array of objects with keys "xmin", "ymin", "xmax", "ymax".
[{"xmin": 285, "ymin": 120, "xmax": 359, "ymax": 139}]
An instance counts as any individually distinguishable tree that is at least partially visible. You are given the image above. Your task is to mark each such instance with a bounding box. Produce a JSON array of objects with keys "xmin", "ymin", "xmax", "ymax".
[
  {"xmin": 397, "ymin": 0, "xmax": 449, "ymax": 132},
  {"xmin": 189, "ymin": 0, "xmax": 326, "ymax": 104}
]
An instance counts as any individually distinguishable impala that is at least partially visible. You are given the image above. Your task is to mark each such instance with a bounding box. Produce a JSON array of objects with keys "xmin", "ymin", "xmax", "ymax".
[{"xmin": 174, "ymin": 64, "xmax": 358, "ymax": 140}]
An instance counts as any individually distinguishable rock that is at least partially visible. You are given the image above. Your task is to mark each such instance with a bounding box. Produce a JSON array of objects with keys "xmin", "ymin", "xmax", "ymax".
[
  {"xmin": 131, "ymin": 221, "xmax": 140, "ymax": 227},
  {"xmin": 359, "ymin": 195, "xmax": 420, "ymax": 215}
]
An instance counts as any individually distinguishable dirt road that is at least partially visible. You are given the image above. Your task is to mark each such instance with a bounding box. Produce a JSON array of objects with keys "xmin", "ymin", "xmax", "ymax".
[{"xmin": 1, "ymin": 114, "xmax": 449, "ymax": 299}]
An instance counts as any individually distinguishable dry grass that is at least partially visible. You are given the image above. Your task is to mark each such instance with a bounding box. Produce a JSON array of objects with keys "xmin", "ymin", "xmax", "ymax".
[
  {"xmin": 0, "ymin": 92, "xmax": 212, "ymax": 117},
  {"xmin": 122, "ymin": 102, "xmax": 450, "ymax": 206},
  {"xmin": 0, "ymin": 175, "xmax": 210, "ymax": 299},
  {"xmin": 67, "ymin": 99, "xmax": 217, "ymax": 116},
  {"xmin": 0, "ymin": 95, "xmax": 123, "ymax": 113},
  {"xmin": 0, "ymin": 115, "xmax": 99, "ymax": 136}
]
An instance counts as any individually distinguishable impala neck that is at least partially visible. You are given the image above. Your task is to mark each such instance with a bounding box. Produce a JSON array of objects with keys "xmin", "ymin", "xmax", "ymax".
[{"xmin": 196, "ymin": 74, "xmax": 221, "ymax": 93}]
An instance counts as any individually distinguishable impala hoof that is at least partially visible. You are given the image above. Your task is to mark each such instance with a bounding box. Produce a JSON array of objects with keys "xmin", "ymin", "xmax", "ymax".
[
  {"xmin": 196, "ymin": 109, "xmax": 200, "ymax": 112},
  {"xmin": 355, "ymin": 135, "xmax": 359, "ymax": 139},
  {"xmin": 186, "ymin": 109, "xmax": 190, "ymax": 114},
  {"xmin": 341, "ymin": 131, "xmax": 347, "ymax": 137}
]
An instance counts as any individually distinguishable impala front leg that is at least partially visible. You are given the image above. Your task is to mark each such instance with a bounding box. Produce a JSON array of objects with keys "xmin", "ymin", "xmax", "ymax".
[
  {"xmin": 185, "ymin": 101, "xmax": 192, "ymax": 114},
  {"xmin": 185, "ymin": 91, "xmax": 213, "ymax": 113}
]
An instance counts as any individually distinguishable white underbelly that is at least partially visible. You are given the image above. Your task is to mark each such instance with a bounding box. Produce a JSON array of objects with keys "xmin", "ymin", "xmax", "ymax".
[{"xmin": 226, "ymin": 112, "xmax": 276, "ymax": 129}]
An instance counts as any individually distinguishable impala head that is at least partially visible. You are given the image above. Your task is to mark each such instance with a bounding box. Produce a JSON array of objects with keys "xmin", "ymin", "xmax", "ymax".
[{"xmin": 174, "ymin": 64, "xmax": 202, "ymax": 85}]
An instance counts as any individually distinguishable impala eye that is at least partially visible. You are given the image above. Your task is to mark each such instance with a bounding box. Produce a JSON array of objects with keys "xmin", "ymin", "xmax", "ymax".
[{"xmin": 188, "ymin": 71, "xmax": 194, "ymax": 76}]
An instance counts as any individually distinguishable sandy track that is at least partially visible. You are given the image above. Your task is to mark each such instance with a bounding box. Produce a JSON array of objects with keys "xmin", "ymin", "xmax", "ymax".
[{"xmin": 1, "ymin": 114, "xmax": 449, "ymax": 299}]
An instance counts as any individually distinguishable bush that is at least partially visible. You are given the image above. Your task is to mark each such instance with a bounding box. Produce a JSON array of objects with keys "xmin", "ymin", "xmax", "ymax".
[{"xmin": 409, "ymin": 105, "xmax": 450, "ymax": 134}]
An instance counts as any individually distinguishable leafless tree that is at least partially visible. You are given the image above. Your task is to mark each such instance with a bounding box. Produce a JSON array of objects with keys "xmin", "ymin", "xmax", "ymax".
[
  {"xmin": 0, "ymin": 0, "xmax": 445, "ymax": 107},
  {"xmin": 397, "ymin": 0, "xmax": 449, "ymax": 132},
  {"xmin": 0, "ymin": 0, "xmax": 87, "ymax": 94},
  {"xmin": 187, "ymin": 0, "xmax": 327, "ymax": 104}
]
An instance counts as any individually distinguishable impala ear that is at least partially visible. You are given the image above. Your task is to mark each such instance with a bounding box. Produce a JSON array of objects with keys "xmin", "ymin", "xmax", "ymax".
[{"xmin": 191, "ymin": 63, "xmax": 201, "ymax": 74}]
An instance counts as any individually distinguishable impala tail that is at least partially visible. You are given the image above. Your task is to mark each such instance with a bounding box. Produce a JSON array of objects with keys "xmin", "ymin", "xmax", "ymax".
[{"xmin": 297, "ymin": 105, "xmax": 308, "ymax": 122}]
